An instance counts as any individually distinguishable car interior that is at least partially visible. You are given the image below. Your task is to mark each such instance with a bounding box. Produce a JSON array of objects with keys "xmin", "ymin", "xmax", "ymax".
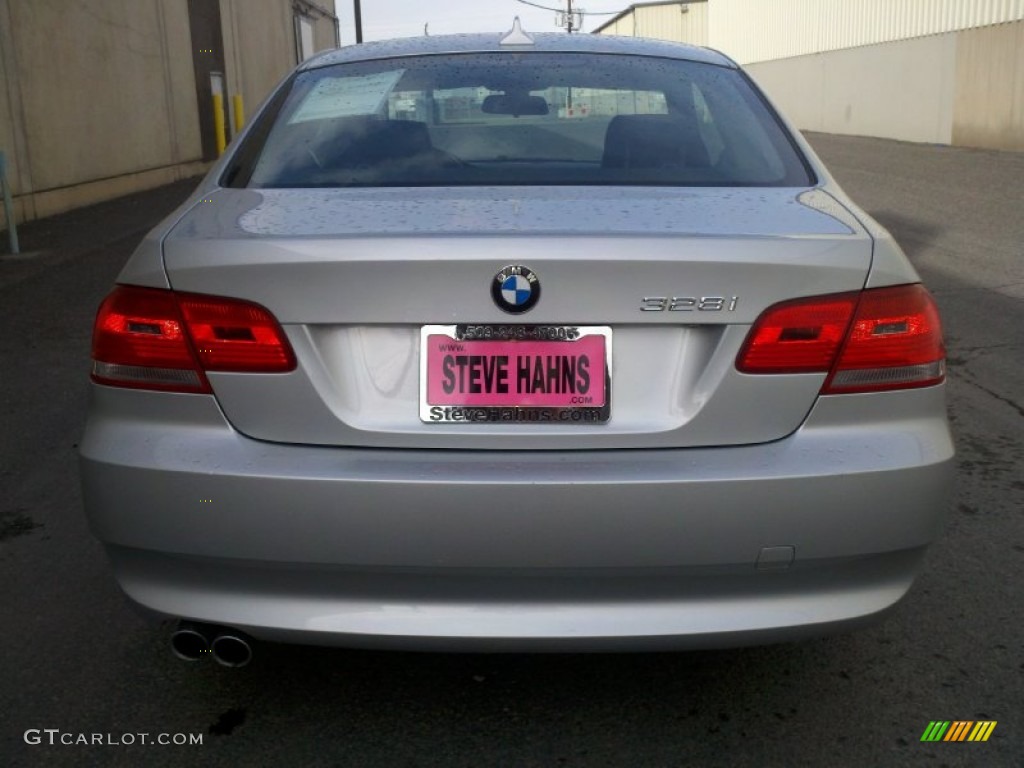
[{"xmin": 237, "ymin": 54, "xmax": 805, "ymax": 188}]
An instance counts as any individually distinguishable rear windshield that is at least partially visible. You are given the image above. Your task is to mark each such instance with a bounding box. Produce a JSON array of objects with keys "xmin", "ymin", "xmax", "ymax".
[{"xmin": 226, "ymin": 52, "xmax": 813, "ymax": 189}]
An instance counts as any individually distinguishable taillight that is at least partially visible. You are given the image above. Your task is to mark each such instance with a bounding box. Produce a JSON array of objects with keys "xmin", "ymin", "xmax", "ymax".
[
  {"xmin": 824, "ymin": 284, "xmax": 945, "ymax": 393},
  {"xmin": 91, "ymin": 286, "xmax": 295, "ymax": 393},
  {"xmin": 178, "ymin": 295, "xmax": 296, "ymax": 372},
  {"xmin": 737, "ymin": 284, "xmax": 945, "ymax": 394},
  {"xmin": 736, "ymin": 293, "xmax": 858, "ymax": 374},
  {"xmin": 91, "ymin": 286, "xmax": 208, "ymax": 393}
]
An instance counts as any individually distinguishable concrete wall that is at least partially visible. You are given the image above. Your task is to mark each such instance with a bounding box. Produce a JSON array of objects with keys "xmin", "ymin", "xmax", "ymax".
[
  {"xmin": 0, "ymin": 0, "xmax": 207, "ymax": 224},
  {"xmin": 219, "ymin": 0, "xmax": 338, "ymax": 134},
  {"xmin": 313, "ymin": 8, "xmax": 338, "ymax": 52},
  {"xmin": 594, "ymin": 3, "xmax": 1024, "ymax": 153},
  {"xmin": 220, "ymin": 0, "xmax": 295, "ymax": 136},
  {"xmin": 746, "ymin": 33, "xmax": 957, "ymax": 146},
  {"xmin": 953, "ymin": 20, "xmax": 1024, "ymax": 151},
  {"xmin": 0, "ymin": 0, "xmax": 338, "ymax": 231},
  {"xmin": 746, "ymin": 21, "xmax": 1024, "ymax": 151},
  {"xmin": 0, "ymin": 0, "xmax": 28, "ymax": 223}
]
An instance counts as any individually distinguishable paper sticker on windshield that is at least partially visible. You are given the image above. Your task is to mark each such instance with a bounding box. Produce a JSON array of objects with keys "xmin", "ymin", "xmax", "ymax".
[{"xmin": 289, "ymin": 70, "xmax": 404, "ymax": 123}]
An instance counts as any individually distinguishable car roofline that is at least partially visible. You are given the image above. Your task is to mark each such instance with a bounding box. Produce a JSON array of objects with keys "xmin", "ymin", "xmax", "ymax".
[{"xmin": 298, "ymin": 32, "xmax": 737, "ymax": 72}]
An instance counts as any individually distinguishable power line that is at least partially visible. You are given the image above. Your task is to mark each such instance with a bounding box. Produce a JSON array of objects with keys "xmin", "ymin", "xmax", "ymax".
[
  {"xmin": 513, "ymin": 0, "xmax": 621, "ymax": 17},
  {"xmin": 514, "ymin": 0, "xmax": 621, "ymax": 34},
  {"xmin": 514, "ymin": 0, "xmax": 565, "ymax": 12}
]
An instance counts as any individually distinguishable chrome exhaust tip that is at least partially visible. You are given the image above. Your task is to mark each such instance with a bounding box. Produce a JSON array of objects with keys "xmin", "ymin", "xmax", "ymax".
[
  {"xmin": 170, "ymin": 622, "xmax": 211, "ymax": 661},
  {"xmin": 211, "ymin": 633, "xmax": 253, "ymax": 668}
]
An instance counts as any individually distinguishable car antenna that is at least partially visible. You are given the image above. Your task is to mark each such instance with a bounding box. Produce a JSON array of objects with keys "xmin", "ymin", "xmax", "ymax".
[{"xmin": 500, "ymin": 17, "xmax": 535, "ymax": 46}]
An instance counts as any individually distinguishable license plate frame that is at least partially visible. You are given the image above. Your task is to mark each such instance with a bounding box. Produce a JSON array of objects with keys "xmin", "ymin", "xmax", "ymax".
[{"xmin": 419, "ymin": 324, "xmax": 612, "ymax": 424}]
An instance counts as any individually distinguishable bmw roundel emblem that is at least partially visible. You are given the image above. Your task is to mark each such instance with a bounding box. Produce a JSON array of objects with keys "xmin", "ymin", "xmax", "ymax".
[{"xmin": 492, "ymin": 265, "xmax": 540, "ymax": 314}]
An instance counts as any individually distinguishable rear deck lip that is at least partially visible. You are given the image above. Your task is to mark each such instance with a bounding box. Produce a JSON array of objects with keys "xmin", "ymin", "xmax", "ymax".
[{"xmin": 163, "ymin": 185, "xmax": 862, "ymax": 240}]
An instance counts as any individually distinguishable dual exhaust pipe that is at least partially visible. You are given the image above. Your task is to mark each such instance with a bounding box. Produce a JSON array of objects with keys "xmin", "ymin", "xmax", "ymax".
[{"xmin": 170, "ymin": 622, "xmax": 253, "ymax": 667}]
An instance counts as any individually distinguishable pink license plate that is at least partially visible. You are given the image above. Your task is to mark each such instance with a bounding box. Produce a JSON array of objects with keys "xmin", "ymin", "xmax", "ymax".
[{"xmin": 420, "ymin": 325, "xmax": 610, "ymax": 423}]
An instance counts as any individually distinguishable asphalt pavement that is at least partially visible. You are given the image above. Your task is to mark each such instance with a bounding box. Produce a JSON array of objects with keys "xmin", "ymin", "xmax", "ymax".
[{"xmin": 0, "ymin": 134, "xmax": 1021, "ymax": 767}]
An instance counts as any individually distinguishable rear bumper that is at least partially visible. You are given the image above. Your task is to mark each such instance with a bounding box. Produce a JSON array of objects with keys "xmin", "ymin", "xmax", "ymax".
[{"xmin": 79, "ymin": 385, "xmax": 954, "ymax": 650}]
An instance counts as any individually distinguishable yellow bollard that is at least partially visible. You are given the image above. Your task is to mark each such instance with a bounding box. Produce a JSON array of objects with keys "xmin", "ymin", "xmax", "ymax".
[
  {"xmin": 233, "ymin": 94, "xmax": 245, "ymax": 133},
  {"xmin": 212, "ymin": 93, "xmax": 226, "ymax": 155}
]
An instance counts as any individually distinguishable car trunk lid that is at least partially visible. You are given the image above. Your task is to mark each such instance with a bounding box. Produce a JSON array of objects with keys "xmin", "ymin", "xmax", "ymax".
[{"xmin": 161, "ymin": 186, "xmax": 871, "ymax": 450}]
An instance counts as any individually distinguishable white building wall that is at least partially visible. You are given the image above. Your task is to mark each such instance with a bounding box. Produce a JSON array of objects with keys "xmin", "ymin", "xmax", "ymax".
[
  {"xmin": 598, "ymin": 14, "xmax": 635, "ymax": 37},
  {"xmin": 638, "ymin": 3, "xmax": 709, "ymax": 46},
  {"xmin": 709, "ymin": 0, "xmax": 1024, "ymax": 65},
  {"xmin": 596, "ymin": 1, "xmax": 708, "ymax": 45},
  {"xmin": 593, "ymin": 1, "xmax": 1024, "ymax": 151}
]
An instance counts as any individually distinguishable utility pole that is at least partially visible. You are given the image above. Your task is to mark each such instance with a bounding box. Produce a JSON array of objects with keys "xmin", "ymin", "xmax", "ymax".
[
  {"xmin": 353, "ymin": 0, "xmax": 363, "ymax": 43},
  {"xmin": 558, "ymin": 0, "xmax": 583, "ymax": 34},
  {"xmin": 559, "ymin": 0, "xmax": 583, "ymax": 111}
]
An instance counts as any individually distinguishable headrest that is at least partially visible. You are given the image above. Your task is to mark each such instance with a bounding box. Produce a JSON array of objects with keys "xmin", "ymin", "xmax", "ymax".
[
  {"xmin": 339, "ymin": 119, "xmax": 433, "ymax": 160},
  {"xmin": 602, "ymin": 114, "xmax": 697, "ymax": 169}
]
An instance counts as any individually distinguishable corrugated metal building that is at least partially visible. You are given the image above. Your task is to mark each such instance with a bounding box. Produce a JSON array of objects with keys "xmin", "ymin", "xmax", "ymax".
[
  {"xmin": 594, "ymin": 0, "xmax": 1024, "ymax": 151},
  {"xmin": 597, "ymin": 1, "xmax": 709, "ymax": 46},
  {"xmin": 0, "ymin": 0, "xmax": 339, "ymax": 229}
]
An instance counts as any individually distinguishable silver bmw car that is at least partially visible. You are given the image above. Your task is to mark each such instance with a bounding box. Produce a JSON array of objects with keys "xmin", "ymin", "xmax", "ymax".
[{"xmin": 79, "ymin": 26, "xmax": 953, "ymax": 663}]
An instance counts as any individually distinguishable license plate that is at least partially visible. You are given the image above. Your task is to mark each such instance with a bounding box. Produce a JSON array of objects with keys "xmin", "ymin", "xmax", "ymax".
[{"xmin": 420, "ymin": 325, "xmax": 611, "ymax": 424}]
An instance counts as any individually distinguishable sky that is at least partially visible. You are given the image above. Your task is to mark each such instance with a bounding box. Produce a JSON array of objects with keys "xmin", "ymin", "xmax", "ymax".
[{"xmin": 332, "ymin": 0, "xmax": 629, "ymax": 46}]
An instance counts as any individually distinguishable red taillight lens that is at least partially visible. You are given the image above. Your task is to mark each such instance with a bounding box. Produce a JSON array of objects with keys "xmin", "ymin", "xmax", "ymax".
[
  {"xmin": 179, "ymin": 295, "xmax": 296, "ymax": 372},
  {"xmin": 737, "ymin": 284, "xmax": 945, "ymax": 394},
  {"xmin": 824, "ymin": 284, "xmax": 945, "ymax": 393},
  {"xmin": 736, "ymin": 293, "xmax": 858, "ymax": 374},
  {"xmin": 91, "ymin": 286, "xmax": 295, "ymax": 393},
  {"xmin": 92, "ymin": 286, "xmax": 209, "ymax": 392}
]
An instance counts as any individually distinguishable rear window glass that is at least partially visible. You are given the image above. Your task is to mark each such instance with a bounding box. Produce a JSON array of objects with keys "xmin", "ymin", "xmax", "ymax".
[{"xmin": 227, "ymin": 52, "xmax": 813, "ymax": 188}]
